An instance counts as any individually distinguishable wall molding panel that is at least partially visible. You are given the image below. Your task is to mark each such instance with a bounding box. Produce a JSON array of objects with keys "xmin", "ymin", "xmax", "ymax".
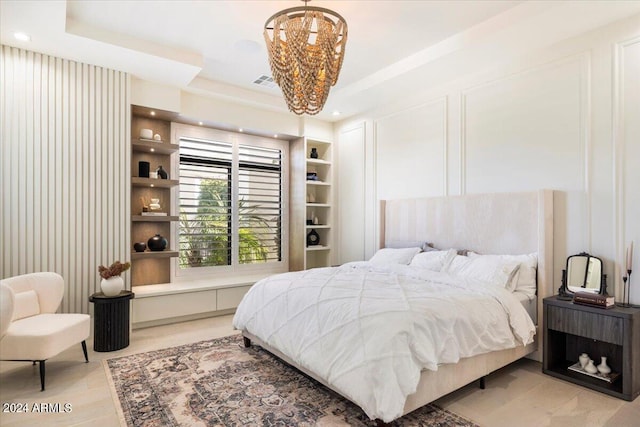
[
  {"xmin": 373, "ymin": 97, "xmax": 448, "ymax": 199},
  {"xmin": 614, "ymin": 36, "xmax": 640, "ymax": 303},
  {"xmin": 0, "ymin": 45, "xmax": 130, "ymax": 314},
  {"xmin": 337, "ymin": 123, "xmax": 367, "ymax": 263},
  {"xmin": 459, "ymin": 52, "xmax": 592, "ymax": 265}
]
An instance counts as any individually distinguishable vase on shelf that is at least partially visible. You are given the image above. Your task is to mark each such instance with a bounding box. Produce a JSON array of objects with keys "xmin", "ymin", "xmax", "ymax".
[
  {"xmin": 157, "ymin": 165, "xmax": 168, "ymax": 179},
  {"xmin": 307, "ymin": 229, "xmax": 320, "ymax": 246},
  {"xmin": 597, "ymin": 357, "xmax": 611, "ymax": 375},
  {"xmin": 579, "ymin": 353, "xmax": 589, "ymax": 368},
  {"xmin": 133, "ymin": 242, "xmax": 146, "ymax": 252},
  {"xmin": 584, "ymin": 359, "xmax": 598, "ymax": 374},
  {"xmin": 148, "ymin": 234, "xmax": 168, "ymax": 251},
  {"xmin": 310, "ymin": 148, "xmax": 318, "ymax": 159},
  {"xmin": 101, "ymin": 276, "xmax": 124, "ymax": 297}
]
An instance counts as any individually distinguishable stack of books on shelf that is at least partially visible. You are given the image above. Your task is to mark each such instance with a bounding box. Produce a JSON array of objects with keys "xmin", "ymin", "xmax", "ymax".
[{"xmin": 573, "ymin": 291, "xmax": 615, "ymax": 309}]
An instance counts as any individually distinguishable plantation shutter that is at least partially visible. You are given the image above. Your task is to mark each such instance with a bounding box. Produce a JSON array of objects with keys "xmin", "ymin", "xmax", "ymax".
[
  {"xmin": 179, "ymin": 138, "xmax": 233, "ymax": 268},
  {"xmin": 178, "ymin": 137, "xmax": 283, "ymax": 269},
  {"xmin": 238, "ymin": 144, "xmax": 282, "ymax": 264}
]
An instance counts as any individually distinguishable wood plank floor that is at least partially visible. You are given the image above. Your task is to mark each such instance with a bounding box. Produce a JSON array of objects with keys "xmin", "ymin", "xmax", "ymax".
[{"xmin": 1, "ymin": 314, "xmax": 639, "ymax": 426}]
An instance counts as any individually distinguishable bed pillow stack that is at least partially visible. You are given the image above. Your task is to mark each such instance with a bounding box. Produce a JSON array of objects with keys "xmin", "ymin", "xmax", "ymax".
[
  {"xmin": 443, "ymin": 254, "xmax": 522, "ymax": 290},
  {"xmin": 467, "ymin": 252, "xmax": 538, "ymax": 296}
]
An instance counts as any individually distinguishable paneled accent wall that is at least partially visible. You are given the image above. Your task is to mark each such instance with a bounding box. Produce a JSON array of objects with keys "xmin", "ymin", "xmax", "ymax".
[
  {"xmin": 0, "ymin": 45, "xmax": 130, "ymax": 313},
  {"xmin": 374, "ymin": 99, "xmax": 447, "ymax": 201},
  {"xmin": 461, "ymin": 53, "xmax": 591, "ymax": 275},
  {"xmin": 616, "ymin": 36, "xmax": 640, "ymax": 300},
  {"xmin": 334, "ymin": 14, "xmax": 639, "ymax": 303},
  {"xmin": 337, "ymin": 124, "xmax": 366, "ymax": 263}
]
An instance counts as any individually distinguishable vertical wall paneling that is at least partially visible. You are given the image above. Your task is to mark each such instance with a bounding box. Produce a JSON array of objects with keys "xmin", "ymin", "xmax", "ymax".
[
  {"xmin": 614, "ymin": 37, "xmax": 640, "ymax": 304},
  {"xmin": 337, "ymin": 123, "xmax": 366, "ymax": 263},
  {"xmin": 0, "ymin": 45, "xmax": 130, "ymax": 314}
]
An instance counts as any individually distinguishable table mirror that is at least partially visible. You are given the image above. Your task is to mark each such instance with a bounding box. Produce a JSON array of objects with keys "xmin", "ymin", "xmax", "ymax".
[{"xmin": 558, "ymin": 252, "xmax": 606, "ymax": 299}]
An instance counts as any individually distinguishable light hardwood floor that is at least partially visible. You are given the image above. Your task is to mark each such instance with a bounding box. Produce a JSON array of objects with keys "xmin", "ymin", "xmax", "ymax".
[{"xmin": 1, "ymin": 314, "xmax": 639, "ymax": 426}]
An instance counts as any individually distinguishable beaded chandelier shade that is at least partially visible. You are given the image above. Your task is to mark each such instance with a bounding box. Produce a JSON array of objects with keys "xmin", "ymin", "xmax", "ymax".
[{"xmin": 264, "ymin": 1, "xmax": 347, "ymax": 115}]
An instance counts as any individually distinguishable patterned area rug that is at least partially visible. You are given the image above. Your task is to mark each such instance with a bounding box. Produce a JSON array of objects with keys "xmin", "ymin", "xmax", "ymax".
[{"xmin": 105, "ymin": 334, "xmax": 478, "ymax": 426}]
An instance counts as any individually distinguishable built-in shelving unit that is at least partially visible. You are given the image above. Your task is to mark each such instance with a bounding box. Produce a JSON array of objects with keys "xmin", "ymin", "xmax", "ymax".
[
  {"xmin": 130, "ymin": 106, "xmax": 180, "ymax": 286},
  {"xmin": 290, "ymin": 137, "xmax": 333, "ymax": 270}
]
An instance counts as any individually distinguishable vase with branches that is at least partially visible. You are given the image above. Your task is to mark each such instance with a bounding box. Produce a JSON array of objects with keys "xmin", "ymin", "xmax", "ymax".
[{"xmin": 98, "ymin": 261, "xmax": 130, "ymax": 296}]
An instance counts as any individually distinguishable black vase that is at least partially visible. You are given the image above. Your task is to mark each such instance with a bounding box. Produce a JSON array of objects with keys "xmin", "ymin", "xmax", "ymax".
[
  {"xmin": 133, "ymin": 242, "xmax": 147, "ymax": 252},
  {"xmin": 157, "ymin": 165, "xmax": 168, "ymax": 179},
  {"xmin": 148, "ymin": 234, "xmax": 168, "ymax": 251},
  {"xmin": 310, "ymin": 148, "xmax": 318, "ymax": 159},
  {"xmin": 306, "ymin": 229, "xmax": 320, "ymax": 246}
]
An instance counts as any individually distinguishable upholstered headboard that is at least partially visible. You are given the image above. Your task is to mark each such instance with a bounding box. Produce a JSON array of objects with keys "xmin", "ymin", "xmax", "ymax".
[{"xmin": 380, "ymin": 190, "xmax": 554, "ymax": 360}]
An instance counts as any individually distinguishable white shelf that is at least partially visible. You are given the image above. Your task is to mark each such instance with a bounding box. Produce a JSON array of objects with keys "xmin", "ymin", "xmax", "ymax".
[
  {"xmin": 306, "ymin": 245, "xmax": 330, "ymax": 251},
  {"xmin": 306, "ymin": 203, "xmax": 330, "ymax": 208},
  {"xmin": 306, "ymin": 225, "xmax": 330, "ymax": 229},
  {"xmin": 306, "ymin": 158, "xmax": 331, "ymax": 165},
  {"xmin": 306, "ymin": 180, "xmax": 330, "ymax": 186}
]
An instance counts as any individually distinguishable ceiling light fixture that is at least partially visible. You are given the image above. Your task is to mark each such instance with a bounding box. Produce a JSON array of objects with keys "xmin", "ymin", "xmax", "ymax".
[{"xmin": 264, "ymin": 0, "xmax": 347, "ymax": 116}]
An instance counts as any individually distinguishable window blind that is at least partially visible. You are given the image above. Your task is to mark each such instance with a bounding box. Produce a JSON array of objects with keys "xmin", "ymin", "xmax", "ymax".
[{"xmin": 178, "ymin": 137, "xmax": 283, "ymax": 270}]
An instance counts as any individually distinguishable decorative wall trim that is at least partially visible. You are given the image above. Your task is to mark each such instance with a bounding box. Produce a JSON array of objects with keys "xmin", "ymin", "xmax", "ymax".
[
  {"xmin": 372, "ymin": 97, "xmax": 448, "ymax": 247},
  {"xmin": 613, "ymin": 36, "xmax": 640, "ymax": 300},
  {"xmin": 459, "ymin": 51, "xmax": 592, "ymax": 244},
  {"xmin": 337, "ymin": 122, "xmax": 367, "ymax": 262},
  {"xmin": 0, "ymin": 45, "xmax": 130, "ymax": 314}
]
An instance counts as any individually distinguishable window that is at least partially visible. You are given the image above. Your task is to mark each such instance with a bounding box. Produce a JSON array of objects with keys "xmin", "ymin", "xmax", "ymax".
[{"xmin": 175, "ymin": 125, "xmax": 288, "ymax": 278}]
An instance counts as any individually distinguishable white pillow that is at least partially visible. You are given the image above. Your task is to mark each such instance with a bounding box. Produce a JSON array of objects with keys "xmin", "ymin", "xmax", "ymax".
[
  {"xmin": 369, "ymin": 247, "xmax": 421, "ymax": 266},
  {"xmin": 444, "ymin": 255, "xmax": 521, "ymax": 289},
  {"xmin": 409, "ymin": 249, "xmax": 457, "ymax": 271},
  {"xmin": 468, "ymin": 252, "xmax": 537, "ymax": 295}
]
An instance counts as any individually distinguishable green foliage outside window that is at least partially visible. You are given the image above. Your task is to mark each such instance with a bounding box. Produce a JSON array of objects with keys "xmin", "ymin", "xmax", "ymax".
[{"xmin": 179, "ymin": 179, "xmax": 271, "ymax": 268}]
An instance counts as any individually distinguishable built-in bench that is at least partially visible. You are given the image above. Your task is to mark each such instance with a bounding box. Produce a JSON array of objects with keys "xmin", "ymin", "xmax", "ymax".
[{"xmin": 131, "ymin": 273, "xmax": 272, "ymax": 329}]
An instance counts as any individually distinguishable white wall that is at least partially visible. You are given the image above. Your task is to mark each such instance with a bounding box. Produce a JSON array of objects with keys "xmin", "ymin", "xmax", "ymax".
[{"xmin": 335, "ymin": 14, "xmax": 640, "ymax": 303}]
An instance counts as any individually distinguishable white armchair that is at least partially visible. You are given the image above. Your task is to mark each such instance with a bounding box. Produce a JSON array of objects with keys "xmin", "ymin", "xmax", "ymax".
[{"xmin": 0, "ymin": 272, "xmax": 90, "ymax": 391}]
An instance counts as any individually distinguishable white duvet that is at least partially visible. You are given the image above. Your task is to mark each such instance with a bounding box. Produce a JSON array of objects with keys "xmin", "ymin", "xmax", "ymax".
[{"xmin": 232, "ymin": 262, "xmax": 535, "ymax": 422}]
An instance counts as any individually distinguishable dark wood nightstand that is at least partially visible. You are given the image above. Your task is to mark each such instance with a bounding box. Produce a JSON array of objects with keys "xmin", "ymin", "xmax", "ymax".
[{"xmin": 543, "ymin": 296, "xmax": 640, "ymax": 400}]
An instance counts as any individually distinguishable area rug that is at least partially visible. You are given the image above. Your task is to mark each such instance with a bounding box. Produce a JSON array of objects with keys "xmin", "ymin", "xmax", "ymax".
[{"xmin": 104, "ymin": 334, "xmax": 478, "ymax": 427}]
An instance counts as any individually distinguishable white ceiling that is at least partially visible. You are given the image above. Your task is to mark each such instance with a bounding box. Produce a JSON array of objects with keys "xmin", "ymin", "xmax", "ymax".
[{"xmin": 2, "ymin": 1, "xmax": 640, "ymax": 121}]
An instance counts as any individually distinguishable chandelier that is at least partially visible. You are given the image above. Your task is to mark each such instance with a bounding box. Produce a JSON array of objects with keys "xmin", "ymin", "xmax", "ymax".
[{"xmin": 264, "ymin": 0, "xmax": 348, "ymax": 115}]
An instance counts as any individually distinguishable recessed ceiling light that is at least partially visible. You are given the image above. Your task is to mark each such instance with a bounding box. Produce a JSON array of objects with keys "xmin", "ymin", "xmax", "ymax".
[
  {"xmin": 14, "ymin": 32, "xmax": 31, "ymax": 42},
  {"xmin": 150, "ymin": 111, "xmax": 156, "ymax": 116},
  {"xmin": 150, "ymin": 148, "xmax": 155, "ymax": 152},
  {"xmin": 332, "ymin": 111, "xmax": 341, "ymax": 116},
  {"xmin": 239, "ymin": 128, "xmax": 244, "ymax": 133},
  {"xmin": 198, "ymin": 121, "xmax": 203, "ymax": 126},
  {"xmin": 274, "ymin": 134, "xmax": 278, "ymax": 138}
]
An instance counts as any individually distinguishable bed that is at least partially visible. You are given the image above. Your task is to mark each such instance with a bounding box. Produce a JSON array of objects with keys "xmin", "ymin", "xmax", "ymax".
[{"xmin": 233, "ymin": 190, "xmax": 554, "ymax": 423}]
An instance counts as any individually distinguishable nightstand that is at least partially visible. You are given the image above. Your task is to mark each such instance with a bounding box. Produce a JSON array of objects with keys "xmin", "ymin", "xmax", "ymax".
[{"xmin": 543, "ymin": 296, "xmax": 640, "ymax": 400}]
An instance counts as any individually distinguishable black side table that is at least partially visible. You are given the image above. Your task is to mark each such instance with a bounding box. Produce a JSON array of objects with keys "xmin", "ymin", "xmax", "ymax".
[{"xmin": 89, "ymin": 291, "xmax": 135, "ymax": 352}]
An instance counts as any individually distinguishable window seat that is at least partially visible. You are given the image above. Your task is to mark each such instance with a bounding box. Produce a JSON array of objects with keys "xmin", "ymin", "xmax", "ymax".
[{"xmin": 130, "ymin": 273, "xmax": 272, "ymax": 329}]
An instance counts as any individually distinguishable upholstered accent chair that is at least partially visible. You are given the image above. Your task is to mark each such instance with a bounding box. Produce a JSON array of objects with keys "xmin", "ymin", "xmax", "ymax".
[{"xmin": 0, "ymin": 272, "xmax": 90, "ymax": 391}]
